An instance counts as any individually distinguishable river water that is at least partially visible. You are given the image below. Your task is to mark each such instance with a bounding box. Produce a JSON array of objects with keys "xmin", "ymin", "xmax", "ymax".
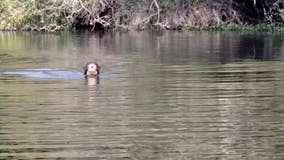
[{"xmin": 0, "ymin": 31, "xmax": 283, "ymax": 159}]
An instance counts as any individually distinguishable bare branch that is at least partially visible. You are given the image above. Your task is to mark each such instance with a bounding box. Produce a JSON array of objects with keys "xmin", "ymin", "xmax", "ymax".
[{"xmin": 153, "ymin": 0, "xmax": 160, "ymax": 24}]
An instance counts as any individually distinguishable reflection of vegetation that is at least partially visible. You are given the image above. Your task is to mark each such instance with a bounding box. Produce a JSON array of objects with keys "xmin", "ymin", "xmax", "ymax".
[{"xmin": 0, "ymin": 0, "xmax": 283, "ymax": 31}]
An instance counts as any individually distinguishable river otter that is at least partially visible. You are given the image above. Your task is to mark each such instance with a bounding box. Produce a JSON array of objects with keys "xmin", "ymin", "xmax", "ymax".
[{"xmin": 83, "ymin": 61, "xmax": 100, "ymax": 78}]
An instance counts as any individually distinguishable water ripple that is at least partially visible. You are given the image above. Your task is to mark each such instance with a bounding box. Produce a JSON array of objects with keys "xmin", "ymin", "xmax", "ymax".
[{"xmin": 0, "ymin": 32, "xmax": 283, "ymax": 160}]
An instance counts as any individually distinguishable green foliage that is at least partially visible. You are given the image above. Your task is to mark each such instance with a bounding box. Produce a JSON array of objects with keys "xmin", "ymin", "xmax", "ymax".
[
  {"xmin": 0, "ymin": 0, "xmax": 85, "ymax": 31},
  {"xmin": 183, "ymin": 23, "xmax": 283, "ymax": 32},
  {"xmin": 0, "ymin": 0, "xmax": 25, "ymax": 29}
]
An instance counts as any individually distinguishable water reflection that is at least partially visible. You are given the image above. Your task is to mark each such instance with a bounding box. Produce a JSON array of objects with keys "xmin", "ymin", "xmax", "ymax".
[
  {"xmin": 0, "ymin": 31, "xmax": 283, "ymax": 159},
  {"xmin": 86, "ymin": 77, "xmax": 100, "ymax": 86}
]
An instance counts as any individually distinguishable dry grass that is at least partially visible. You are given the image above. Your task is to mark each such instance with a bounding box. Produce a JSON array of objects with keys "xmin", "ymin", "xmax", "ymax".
[{"xmin": 128, "ymin": 2, "xmax": 242, "ymax": 30}]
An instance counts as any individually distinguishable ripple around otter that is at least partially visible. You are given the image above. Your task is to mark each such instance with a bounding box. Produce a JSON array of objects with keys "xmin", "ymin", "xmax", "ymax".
[{"xmin": 0, "ymin": 69, "xmax": 117, "ymax": 79}]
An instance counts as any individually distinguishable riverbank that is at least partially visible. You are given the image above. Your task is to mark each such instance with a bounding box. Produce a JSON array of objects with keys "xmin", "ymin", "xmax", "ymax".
[
  {"xmin": 1, "ymin": 24, "xmax": 283, "ymax": 33},
  {"xmin": 0, "ymin": 0, "xmax": 283, "ymax": 32},
  {"xmin": 182, "ymin": 24, "xmax": 284, "ymax": 32}
]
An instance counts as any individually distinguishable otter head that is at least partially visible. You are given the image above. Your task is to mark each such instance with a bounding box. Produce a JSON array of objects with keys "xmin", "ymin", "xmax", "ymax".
[{"xmin": 83, "ymin": 61, "xmax": 100, "ymax": 77}]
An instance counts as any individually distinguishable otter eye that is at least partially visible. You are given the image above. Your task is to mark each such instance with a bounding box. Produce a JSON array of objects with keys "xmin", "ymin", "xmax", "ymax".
[{"xmin": 88, "ymin": 64, "xmax": 97, "ymax": 69}]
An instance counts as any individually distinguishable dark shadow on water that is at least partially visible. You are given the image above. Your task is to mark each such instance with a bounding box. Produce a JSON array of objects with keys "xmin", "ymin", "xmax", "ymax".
[{"xmin": 236, "ymin": 34, "xmax": 283, "ymax": 61}]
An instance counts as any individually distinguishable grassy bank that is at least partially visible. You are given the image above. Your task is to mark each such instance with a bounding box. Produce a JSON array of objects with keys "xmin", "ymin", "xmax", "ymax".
[{"xmin": 0, "ymin": 0, "xmax": 283, "ymax": 32}]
